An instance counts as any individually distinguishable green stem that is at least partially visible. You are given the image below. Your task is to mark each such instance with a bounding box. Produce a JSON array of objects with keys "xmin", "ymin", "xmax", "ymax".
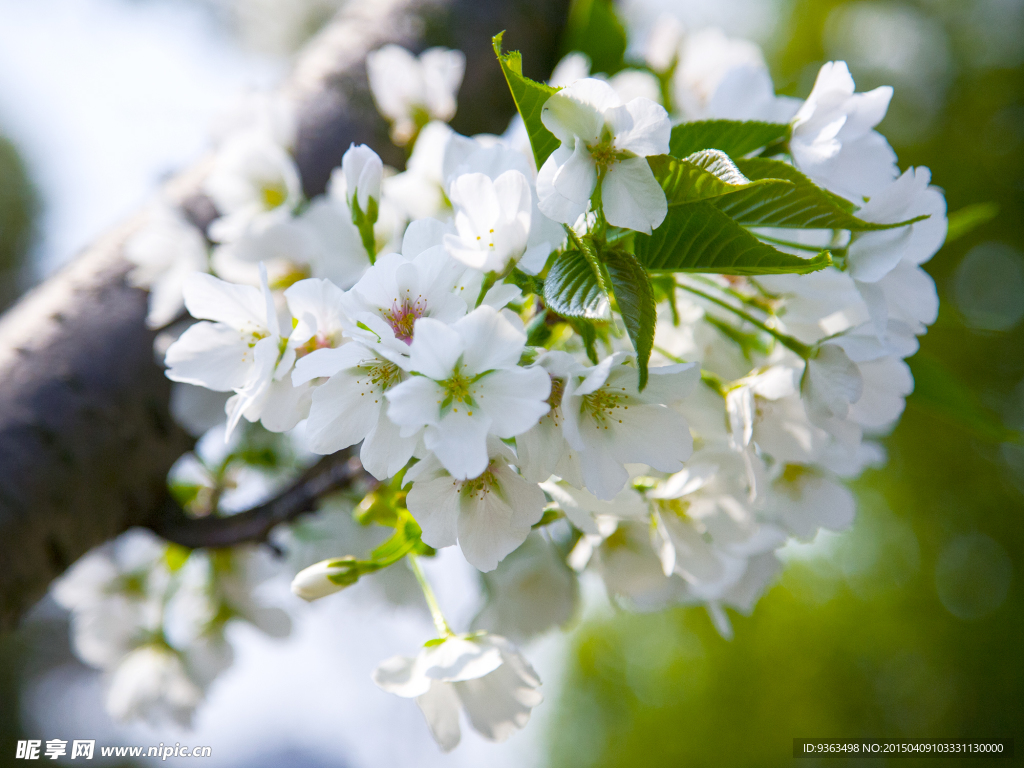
[
  {"xmin": 408, "ymin": 553, "xmax": 451, "ymax": 637},
  {"xmin": 591, "ymin": 171, "xmax": 608, "ymax": 239},
  {"xmin": 475, "ymin": 260, "xmax": 517, "ymax": 308},
  {"xmin": 676, "ymin": 279, "xmax": 814, "ymax": 358}
]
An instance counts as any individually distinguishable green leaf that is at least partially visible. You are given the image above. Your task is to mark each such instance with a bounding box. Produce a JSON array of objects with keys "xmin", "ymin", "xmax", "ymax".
[
  {"xmin": 669, "ymin": 120, "xmax": 790, "ymax": 160},
  {"xmin": 543, "ymin": 247, "xmax": 610, "ymax": 319},
  {"xmin": 907, "ymin": 353, "xmax": 1022, "ymax": 444},
  {"xmin": 635, "ymin": 202, "xmax": 832, "ymax": 275},
  {"xmin": 492, "ymin": 32, "xmax": 561, "ymax": 169},
  {"xmin": 716, "ymin": 159, "xmax": 923, "ymax": 231},
  {"xmin": 649, "ymin": 152, "xmax": 793, "ymax": 207},
  {"xmin": 944, "ymin": 202, "xmax": 999, "ymax": 244},
  {"xmin": 605, "ymin": 250, "xmax": 657, "ymax": 389},
  {"xmin": 568, "ymin": 318, "xmax": 601, "ymax": 364},
  {"xmin": 561, "ymin": 0, "xmax": 627, "ymax": 75}
]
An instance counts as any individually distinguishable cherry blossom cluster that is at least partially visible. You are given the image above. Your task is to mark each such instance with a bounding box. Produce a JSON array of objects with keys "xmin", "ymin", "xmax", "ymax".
[
  {"xmin": 53, "ymin": 530, "xmax": 288, "ymax": 725},
  {"xmin": 61, "ymin": 16, "xmax": 945, "ymax": 753}
]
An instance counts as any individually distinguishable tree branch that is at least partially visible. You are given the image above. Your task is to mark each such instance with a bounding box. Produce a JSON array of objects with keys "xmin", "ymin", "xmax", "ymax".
[{"xmin": 149, "ymin": 451, "xmax": 371, "ymax": 550}]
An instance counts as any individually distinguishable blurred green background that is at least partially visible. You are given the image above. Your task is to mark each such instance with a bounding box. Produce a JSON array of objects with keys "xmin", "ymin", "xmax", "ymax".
[
  {"xmin": 547, "ymin": 1, "xmax": 1024, "ymax": 766},
  {"xmin": 0, "ymin": 0, "xmax": 1021, "ymax": 765}
]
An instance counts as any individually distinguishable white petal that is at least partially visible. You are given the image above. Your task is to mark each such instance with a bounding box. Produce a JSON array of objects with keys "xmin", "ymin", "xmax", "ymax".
[
  {"xmin": 802, "ymin": 344, "xmax": 864, "ymax": 423},
  {"xmin": 407, "ymin": 475, "xmax": 461, "ymax": 549},
  {"xmin": 386, "ymin": 376, "xmax": 445, "ymax": 429},
  {"xmin": 609, "ymin": 404, "xmax": 694, "ymax": 473},
  {"xmin": 552, "ymin": 139, "xmax": 598, "ymax": 205},
  {"xmin": 541, "ymin": 78, "xmax": 620, "ymax": 144},
  {"xmin": 403, "ymin": 218, "xmax": 453, "ymax": 258},
  {"xmin": 537, "ymin": 148, "xmax": 589, "ymax": 225},
  {"xmin": 454, "ymin": 657, "xmax": 542, "ymax": 742},
  {"xmin": 292, "ymin": 344, "xmax": 371, "ymax": 385},
  {"xmin": 373, "ymin": 654, "xmax": 431, "ymax": 698},
  {"xmin": 454, "ymin": 306, "xmax": 525, "ymax": 374},
  {"xmin": 456, "ymin": 464, "xmax": 544, "ymax": 571},
  {"xmin": 601, "ymin": 156, "xmax": 667, "ymax": 233},
  {"xmin": 422, "ymin": 636, "xmax": 504, "ymax": 681},
  {"xmin": 481, "ymin": 282, "xmax": 523, "ymax": 310},
  {"xmin": 425, "ymin": 411, "xmax": 492, "ymax": 480},
  {"xmin": 407, "ymin": 317, "xmax": 465, "ymax": 379},
  {"xmin": 605, "ymin": 97, "xmax": 670, "ymax": 157},
  {"xmin": 416, "ymin": 682, "xmax": 462, "ymax": 752},
  {"xmin": 360, "ymin": 411, "xmax": 419, "ymax": 480},
  {"xmin": 476, "ymin": 368, "xmax": 551, "ymax": 438},
  {"xmin": 182, "ymin": 272, "xmax": 266, "ymax": 329},
  {"xmin": 258, "ymin": 378, "xmax": 311, "ymax": 433},
  {"xmin": 304, "ymin": 370, "xmax": 383, "ymax": 453},
  {"xmin": 165, "ymin": 322, "xmax": 253, "ymax": 391},
  {"xmin": 284, "ymin": 277, "xmax": 348, "ymax": 344}
]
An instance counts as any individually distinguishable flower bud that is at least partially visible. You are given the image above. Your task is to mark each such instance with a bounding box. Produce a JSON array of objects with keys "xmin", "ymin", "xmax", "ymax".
[
  {"xmin": 291, "ymin": 557, "xmax": 361, "ymax": 602},
  {"xmin": 341, "ymin": 144, "xmax": 383, "ymax": 212}
]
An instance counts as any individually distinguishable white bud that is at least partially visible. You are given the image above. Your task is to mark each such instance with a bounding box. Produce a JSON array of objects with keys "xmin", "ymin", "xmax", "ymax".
[
  {"xmin": 341, "ymin": 144, "xmax": 383, "ymax": 212},
  {"xmin": 291, "ymin": 557, "xmax": 358, "ymax": 602}
]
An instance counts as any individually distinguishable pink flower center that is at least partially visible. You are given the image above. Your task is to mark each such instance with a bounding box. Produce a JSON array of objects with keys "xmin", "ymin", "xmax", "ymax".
[
  {"xmin": 295, "ymin": 333, "xmax": 335, "ymax": 358},
  {"xmin": 382, "ymin": 294, "xmax": 427, "ymax": 344}
]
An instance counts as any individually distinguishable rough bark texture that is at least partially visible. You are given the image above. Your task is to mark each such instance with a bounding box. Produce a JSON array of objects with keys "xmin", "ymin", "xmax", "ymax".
[{"xmin": 0, "ymin": 0, "xmax": 569, "ymax": 634}]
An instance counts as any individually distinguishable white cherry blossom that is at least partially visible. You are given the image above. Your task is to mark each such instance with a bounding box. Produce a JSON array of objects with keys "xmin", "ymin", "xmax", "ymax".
[
  {"xmin": 801, "ymin": 342, "xmax": 864, "ymax": 426},
  {"xmin": 766, "ymin": 465, "xmax": 856, "ymax": 541},
  {"xmin": 106, "ymin": 644, "xmax": 203, "ymax": 726},
  {"xmin": 165, "ymin": 267, "xmax": 293, "ymax": 435},
  {"xmin": 205, "ymin": 132, "xmax": 302, "ymax": 242},
  {"xmin": 405, "ymin": 439, "xmax": 545, "ymax": 571},
  {"xmin": 847, "ymin": 167, "xmax": 948, "ymax": 282},
  {"xmin": 444, "ymin": 170, "xmax": 540, "ymax": 273},
  {"xmin": 373, "ymin": 633, "xmax": 542, "ymax": 752},
  {"xmin": 383, "ymin": 121, "xmax": 454, "ymax": 221},
  {"xmin": 790, "ymin": 61, "xmax": 899, "ymax": 202},
  {"xmin": 561, "ymin": 354, "xmax": 700, "ymax": 499},
  {"xmin": 515, "ymin": 351, "xmax": 585, "ymax": 487},
  {"xmin": 52, "ymin": 529, "xmax": 169, "ymax": 670},
  {"xmin": 538, "ymin": 78, "xmax": 670, "ymax": 233},
  {"xmin": 293, "ymin": 341, "xmax": 414, "ymax": 479},
  {"xmin": 210, "ymin": 196, "xmax": 370, "ymax": 291},
  {"xmin": 442, "ymin": 136, "xmax": 562, "ymax": 274},
  {"xmin": 339, "ymin": 245, "xmax": 471, "ymax": 360},
  {"xmin": 385, "ymin": 306, "xmax": 551, "ymax": 480},
  {"xmin": 366, "ymin": 45, "xmax": 465, "ymax": 145},
  {"xmin": 648, "ymin": 462, "xmax": 785, "ymax": 603},
  {"xmin": 672, "ymin": 28, "xmax": 799, "ymax": 122}
]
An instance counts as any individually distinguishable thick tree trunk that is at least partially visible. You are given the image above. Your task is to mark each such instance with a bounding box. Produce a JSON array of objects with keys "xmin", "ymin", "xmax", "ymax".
[{"xmin": 0, "ymin": 0, "xmax": 568, "ymax": 633}]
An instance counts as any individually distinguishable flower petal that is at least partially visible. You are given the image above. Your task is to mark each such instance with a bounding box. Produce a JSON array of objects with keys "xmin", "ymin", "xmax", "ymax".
[
  {"xmin": 415, "ymin": 682, "xmax": 462, "ymax": 752},
  {"xmin": 552, "ymin": 139, "xmax": 598, "ymax": 205},
  {"xmin": 601, "ymin": 156, "xmax": 667, "ymax": 233},
  {"xmin": 165, "ymin": 322, "xmax": 253, "ymax": 391},
  {"xmin": 373, "ymin": 654, "xmax": 431, "ymax": 698},
  {"xmin": 605, "ymin": 98, "xmax": 670, "ymax": 157}
]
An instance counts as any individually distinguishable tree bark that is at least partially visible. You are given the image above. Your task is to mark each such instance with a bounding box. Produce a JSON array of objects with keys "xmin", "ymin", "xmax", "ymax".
[{"xmin": 0, "ymin": 0, "xmax": 569, "ymax": 634}]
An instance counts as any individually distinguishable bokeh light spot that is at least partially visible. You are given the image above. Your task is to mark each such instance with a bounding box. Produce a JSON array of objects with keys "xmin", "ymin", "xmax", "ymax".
[
  {"xmin": 935, "ymin": 533, "xmax": 1012, "ymax": 620},
  {"xmin": 953, "ymin": 242, "xmax": 1024, "ymax": 332}
]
